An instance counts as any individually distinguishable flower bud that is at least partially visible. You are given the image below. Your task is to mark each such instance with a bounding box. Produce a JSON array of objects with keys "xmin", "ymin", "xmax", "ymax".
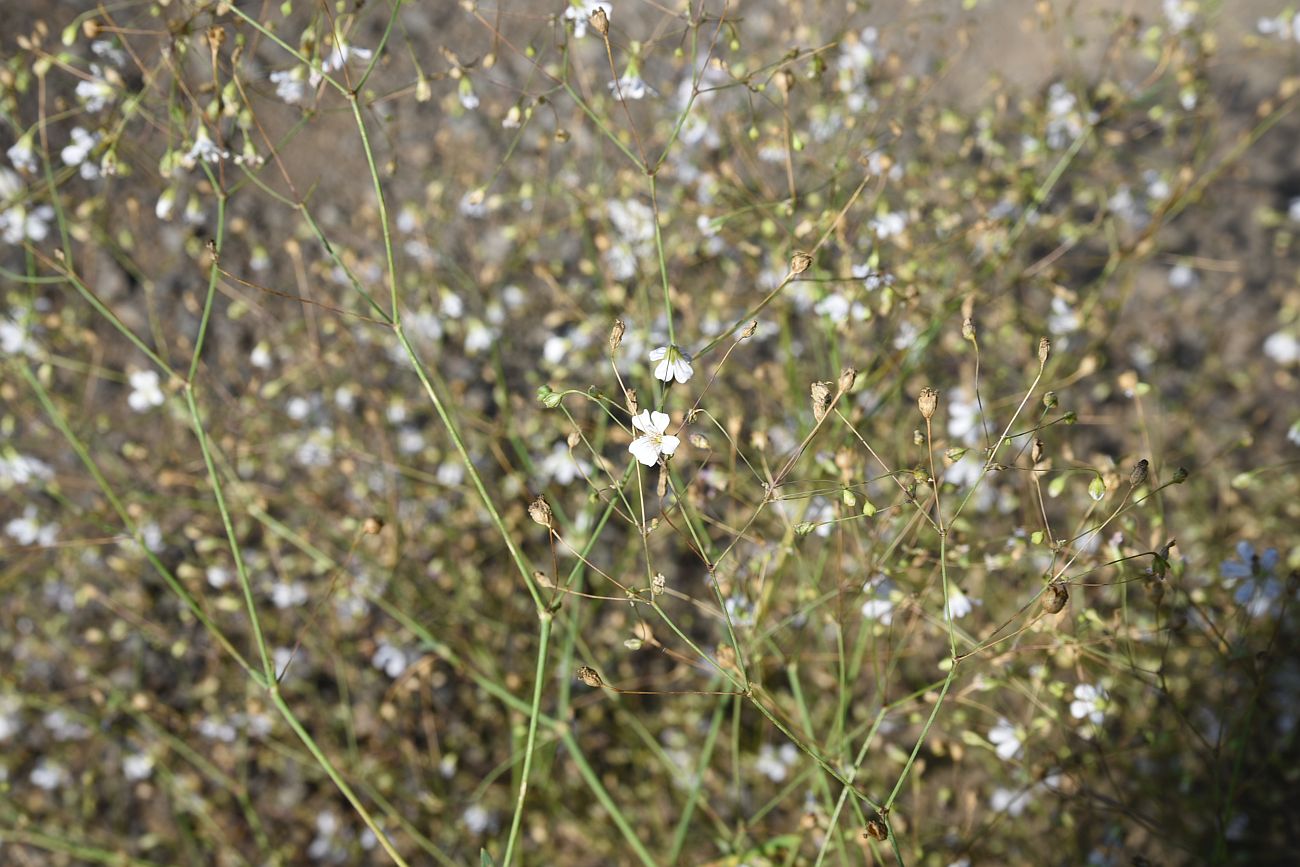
[
  {"xmin": 838, "ymin": 367, "xmax": 857, "ymax": 394},
  {"xmin": 917, "ymin": 387, "xmax": 938, "ymax": 420},
  {"xmin": 651, "ymin": 573, "xmax": 666, "ymax": 596},
  {"xmin": 537, "ymin": 385, "xmax": 562, "ymax": 408},
  {"xmin": 1172, "ymin": 466, "xmax": 1188, "ymax": 484},
  {"xmin": 1043, "ymin": 391, "xmax": 1058, "ymax": 409},
  {"xmin": 962, "ymin": 317, "xmax": 976, "ymax": 341}
]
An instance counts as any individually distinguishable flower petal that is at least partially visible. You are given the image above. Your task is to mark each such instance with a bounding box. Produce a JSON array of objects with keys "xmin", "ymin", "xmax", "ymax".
[
  {"xmin": 649, "ymin": 346, "xmax": 668, "ymax": 361},
  {"xmin": 630, "ymin": 410, "xmax": 654, "ymax": 434},
  {"xmin": 658, "ymin": 434, "xmax": 680, "ymax": 457},
  {"xmin": 673, "ymin": 358, "xmax": 694, "ymax": 383},
  {"xmin": 653, "ymin": 358, "xmax": 673, "ymax": 382},
  {"xmin": 649, "ymin": 411, "xmax": 670, "ymax": 433},
  {"xmin": 629, "ymin": 436, "xmax": 661, "ymax": 467}
]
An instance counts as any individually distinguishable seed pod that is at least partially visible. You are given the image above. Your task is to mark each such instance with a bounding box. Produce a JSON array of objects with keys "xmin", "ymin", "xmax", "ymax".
[
  {"xmin": 608, "ymin": 317, "xmax": 625, "ymax": 353},
  {"xmin": 811, "ymin": 380, "xmax": 833, "ymax": 422},
  {"xmin": 962, "ymin": 317, "xmax": 976, "ymax": 341},
  {"xmin": 1031, "ymin": 437, "xmax": 1045, "ymax": 465},
  {"xmin": 528, "ymin": 495, "xmax": 554, "ymax": 530},
  {"xmin": 838, "ymin": 367, "xmax": 858, "ymax": 394},
  {"xmin": 1038, "ymin": 336, "xmax": 1051, "ymax": 365},
  {"xmin": 863, "ymin": 814, "xmax": 889, "ymax": 841},
  {"xmin": 1129, "ymin": 459, "xmax": 1149, "ymax": 487},
  {"xmin": 567, "ymin": 430, "xmax": 581, "ymax": 448},
  {"xmin": 741, "ymin": 320, "xmax": 758, "ymax": 339},
  {"xmin": 1042, "ymin": 580, "xmax": 1069, "ymax": 614},
  {"xmin": 689, "ymin": 432, "xmax": 708, "ymax": 449},
  {"xmin": 589, "ymin": 7, "xmax": 609, "ymax": 36},
  {"xmin": 917, "ymin": 387, "xmax": 939, "ymax": 420},
  {"xmin": 1043, "ymin": 391, "xmax": 1058, "ymax": 409},
  {"xmin": 651, "ymin": 573, "xmax": 666, "ymax": 596},
  {"xmin": 790, "ymin": 251, "xmax": 813, "ymax": 275},
  {"xmin": 626, "ymin": 388, "xmax": 639, "ymax": 415},
  {"xmin": 576, "ymin": 666, "xmax": 604, "ymax": 688},
  {"xmin": 533, "ymin": 569, "xmax": 554, "ymax": 589},
  {"xmin": 1172, "ymin": 466, "xmax": 1188, "ymax": 484}
]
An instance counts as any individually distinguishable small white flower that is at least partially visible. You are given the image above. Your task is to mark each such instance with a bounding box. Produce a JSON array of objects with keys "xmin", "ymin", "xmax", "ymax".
[
  {"xmin": 649, "ymin": 344, "xmax": 694, "ymax": 383},
  {"xmin": 869, "ymin": 210, "xmax": 907, "ymax": 239},
  {"xmin": 127, "ymin": 369, "xmax": 165, "ymax": 412},
  {"xmin": 60, "ymin": 127, "xmax": 99, "ymax": 169},
  {"xmin": 7, "ymin": 135, "xmax": 38, "ymax": 173},
  {"xmin": 988, "ymin": 719, "xmax": 1023, "ymax": 761},
  {"xmin": 462, "ymin": 804, "xmax": 495, "ymax": 835},
  {"xmin": 1069, "ymin": 682, "xmax": 1107, "ymax": 725},
  {"xmin": 76, "ymin": 67, "xmax": 115, "ymax": 112},
  {"xmin": 628, "ymin": 410, "xmax": 680, "ymax": 467},
  {"xmin": 123, "ymin": 751, "xmax": 154, "ymax": 781},
  {"xmin": 270, "ymin": 68, "xmax": 306, "ymax": 105},
  {"xmin": 372, "ymin": 641, "xmax": 407, "ymax": 678},
  {"xmin": 1264, "ymin": 332, "xmax": 1299, "ymax": 365},
  {"xmin": 29, "ymin": 759, "xmax": 68, "ymax": 791},
  {"xmin": 181, "ymin": 128, "xmax": 229, "ymax": 169},
  {"xmin": 990, "ymin": 786, "xmax": 1030, "ymax": 816},
  {"xmin": 155, "ymin": 189, "xmax": 175, "ymax": 221},
  {"xmin": 609, "ymin": 75, "xmax": 655, "ymax": 100},
  {"xmin": 755, "ymin": 743, "xmax": 798, "ymax": 782},
  {"xmin": 946, "ymin": 586, "xmax": 978, "ymax": 619},
  {"xmin": 564, "ymin": 1, "xmax": 612, "ymax": 38}
]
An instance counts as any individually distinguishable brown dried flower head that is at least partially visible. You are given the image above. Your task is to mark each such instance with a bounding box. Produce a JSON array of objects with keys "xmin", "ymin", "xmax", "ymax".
[
  {"xmin": 1032, "ymin": 437, "xmax": 1045, "ymax": 465},
  {"xmin": 1042, "ymin": 580, "xmax": 1069, "ymax": 614},
  {"xmin": 863, "ymin": 814, "xmax": 889, "ymax": 841},
  {"xmin": 608, "ymin": 317, "xmax": 625, "ymax": 353},
  {"xmin": 576, "ymin": 666, "xmax": 604, "ymax": 688},
  {"xmin": 1038, "ymin": 336, "xmax": 1052, "ymax": 365},
  {"xmin": 962, "ymin": 317, "xmax": 976, "ymax": 341},
  {"xmin": 917, "ymin": 387, "xmax": 939, "ymax": 420},
  {"xmin": 741, "ymin": 320, "xmax": 758, "ymax": 339},
  {"xmin": 589, "ymin": 7, "xmax": 610, "ymax": 37},
  {"xmin": 528, "ymin": 495, "xmax": 554, "ymax": 530},
  {"xmin": 1129, "ymin": 459, "xmax": 1149, "ymax": 487},
  {"xmin": 838, "ymin": 367, "xmax": 857, "ymax": 394},
  {"xmin": 626, "ymin": 388, "xmax": 639, "ymax": 415},
  {"xmin": 790, "ymin": 251, "xmax": 814, "ymax": 275},
  {"xmin": 811, "ymin": 380, "xmax": 834, "ymax": 422}
]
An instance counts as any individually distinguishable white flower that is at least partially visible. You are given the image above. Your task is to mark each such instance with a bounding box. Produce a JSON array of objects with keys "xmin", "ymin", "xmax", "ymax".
[
  {"xmin": 988, "ymin": 719, "xmax": 1023, "ymax": 761},
  {"xmin": 1069, "ymin": 682, "xmax": 1107, "ymax": 725},
  {"xmin": 123, "ymin": 751, "xmax": 154, "ymax": 781},
  {"xmin": 462, "ymin": 804, "xmax": 495, "ymax": 835},
  {"xmin": 7, "ymin": 135, "xmax": 38, "ymax": 173},
  {"xmin": 181, "ymin": 128, "xmax": 229, "ymax": 169},
  {"xmin": 311, "ymin": 41, "xmax": 373, "ymax": 86},
  {"xmin": 540, "ymin": 441, "xmax": 589, "ymax": 485},
  {"xmin": 372, "ymin": 641, "xmax": 408, "ymax": 678},
  {"xmin": 76, "ymin": 67, "xmax": 115, "ymax": 112},
  {"xmin": 861, "ymin": 577, "xmax": 896, "ymax": 625},
  {"xmin": 609, "ymin": 75, "xmax": 655, "ymax": 100},
  {"xmin": 869, "ymin": 210, "xmax": 907, "ymax": 239},
  {"xmin": 564, "ymin": 1, "xmax": 612, "ymax": 38},
  {"xmin": 270, "ymin": 68, "xmax": 306, "ymax": 104},
  {"xmin": 946, "ymin": 586, "xmax": 978, "ymax": 619},
  {"xmin": 990, "ymin": 786, "xmax": 1030, "ymax": 816},
  {"xmin": 1048, "ymin": 296, "xmax": 1080, "ymax": 334},
  {"xmin": 1221, "ymin": 541, "xmax": 1283, "ymax": 617},
  {"xmin": 755, "ymin": 743, "xmax": 798, "ymax": 782},
  {"xmin": 29, "ymin": 759, "xmax": 68, "ymax": 791},
  {"xmin": 1264, "ymin": 332, "xmax": 1299, "ymax": 365},
  {"xmin": 155, "ymin": 189, "xmax": 175, "ymax": 221},
  {"xmin": 127, "ymin": 369, "xmax": 165, "ymax": 412},
  {"xmin": 628, "ymin": 410, "xmax": 680, "ymax": 467},
  {"xmin": 271, "ymin": 580, "xmax": 308, "ymax": 609},
  {"xmin": 60, "ymin": 126, "xmax": 99, "ymax": 169},
  {"xmin": 649, "ymin": 344, "xmax": 694, "ymax": 383}
]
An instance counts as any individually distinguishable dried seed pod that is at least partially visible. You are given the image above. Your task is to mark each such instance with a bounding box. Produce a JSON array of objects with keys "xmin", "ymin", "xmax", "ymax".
[
  {"xmin": 689, "ymin": 433, "xmax": 709, "ymax": 449},
  {"xmin": 1129, "ymin": 459, "xmax": 1149, "ymax": 487},
  {"xmin": 790, "ymin": 251, "xmax": 814, "ymax": 275},
  {"xmin": 567, "ymin": 430, "xmax": 581, "ymax": 448},
  {"xmin": 1171, "ymin": 466, "xmax": 1189, "ymax": 484},
  {"xmin": 589, "ymin": 7, "xmax": 609, "ymax": 36},
  {"xmin": 863, "ymin": 814, "xmax": 889, "ymax": 841},
  {"xmin": 626, "ymin": 388, "xmax": 639, "ymax": 415},
  {"xmin": 740, "ymin": 320, "xmax": 758, "ymax": 339},
  {"xmin": 1043, "ymin": 390, "xmax": 1058, "ymax": 409},
  {"xmin": 1042, "ymin": 580, "xmax": 1069, "ymax": 614},
  {"xmin": 651, "ymin": 573, "xmax": 666, "ymax": 596},
  {"xmin": 533, "ymin": 569, "xmax": 554, "ymax": 589},
  {"xmin": 576, "ymin": 666, "xmax": 604, "ymax": 688},
  {"xmin": 1038, "ymin": 336, "xmax": 1052, "ymax": 365},
  {"xmin": 608, "ymin": 317, "xmax": 625, "ymax": 353},
  {"xmin": 362, "ymin": 516, "xmax": 384, "ymax": 536},
  {"xmin": 528, "ymin": 495, "xmax": 554, "ymax": 530},
  {"xmin": 962, "ymin": 317, "xmax": 976, "ymax": 341},
  {"xmin": 1032, "ymin": 437, "xmax": 1045, "ymax": 465},
  {"xmin": 811, "ymin": 380, "xmax": 833, "ymax": 421},
  {"xmin": 917, "ymin": 387, "xmax": 939, "ymax": 420},
  {"xmin": 838, "ymin": 367, "xmax": 858, "ymax": 394}
]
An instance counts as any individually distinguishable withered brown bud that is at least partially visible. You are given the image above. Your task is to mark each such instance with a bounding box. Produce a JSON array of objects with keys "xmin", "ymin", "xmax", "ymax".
[
  {"xmin": 362, "ymin": 516, "xmax": 384, "ymax": 536},
  {"xmin": 962, "ymin": 317, "xmax": 976, "ymax": 341},
  {"xmin": 1129, "ymin": 459, "xmax": 1149, "ymax": 487},
  {"xmin": 82, "ymin": 19, "xmax": 103, "ymax": 39},
  {"xmin": 533, "ymin": 569, "xmax": 554, "ymax": 589},
  {"xmin": 528, "ymin": 495, "xmax": 554, "ymax": 530},
  {"xmin": 1171, "ymin": 466, "xmax": 1188, "ymax": 484},
  {"xmin": 206, "ymin": 26, "xmax": 226, "ymax": 53},
  {"xmin": 917, "ymin": 387, "xmax": 939, "ymax": 420},
  {"xmin": 589, "ymin": 7, "xmax": 610, "ymax": 37},
  {"xmin": 576, "ymin": 666, "xmax": 604, "ymax": 688},
  {"xmin": 626, "ymin": 388, "xmax": 639, "ymax": 415},
  {"xmin": 811, "ymin": 380, "xmax": 833, "ymax": 422},
  {"xmin": 688, "ymin": 433, "xmax": 708, "ymax": 449},
  {"xmin": 1032, "ymin": 437, "xmax": 1045, "ymax": 465},
  {"xmin": 1038, "ymin": 337, "xmax": 1051, "ymax": 366},
  {"xmin": 1042, "ymin": 580, "xmax": 1069, "ymax": 614},
  {"xmin": 608, "ymin": 317, "xmax": 625, "ymax": 353},
  {"xmin": 838, "ymin": 367, "xmax": 857, "ymax": 394},
  {"xmin": 863, "ymin": 814, "xmax": 889, "ymax": 841},
  {"xmin": 740, "ymin": 320, "xmax": 758, "ymax": 339},
  {"xmin": 790, "ymin": 251, "xmax": 814, "ymax": 275}
]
